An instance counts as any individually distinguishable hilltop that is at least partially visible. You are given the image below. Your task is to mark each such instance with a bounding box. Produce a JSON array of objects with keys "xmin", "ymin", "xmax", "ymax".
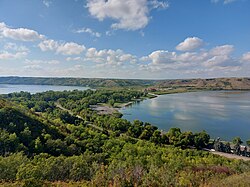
[{"xmin": 156, "ymin": 77, "xmax": 250, "ymax": 90}]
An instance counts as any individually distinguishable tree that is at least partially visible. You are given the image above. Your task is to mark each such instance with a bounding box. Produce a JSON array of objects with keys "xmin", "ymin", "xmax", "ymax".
[
  {"xmin": 34, "ymin": 137, "xmax": 43, "ymax": 153},
  {"xmin": 108, "ymin": 99, "xmax": 115, "ymax": 107},
  {"xmin": 127, "ymin": 120, "xmax": 143, "ymax": 138},
  {"xmin": 194, "ymin": 131, "xmax": 210, "ymax": 149},
  {"xmin": 224, "ymin": 142, "xmax": 231, "ymax": 153},
  {"xmin": 246, "ymin": 139, "xmax": 250, "ymax": 147},
  {"xmin": 233, "ymin": 137, "xmax": 243, "ymax": 145},
  {"xmin": 20, "ymin": 127, "xmax": 32, "ymax": 147},
  {"xmin": 179, "ymin": 131, "xmax": 194, "ymax": 148},
  {"xmin": 167, "ymin": 128, "xmax": 181, "ymax": 146},
  {"xmin": 214, "ymin": 138, "xmax": 224, "ymax": 152},
  {"xmin": 232, "ymin": 137, "xmax": 242, "ymax": 155},
  {"xmin": 150, "ymin": 130, "xmax": 162, "ymax": 144}
]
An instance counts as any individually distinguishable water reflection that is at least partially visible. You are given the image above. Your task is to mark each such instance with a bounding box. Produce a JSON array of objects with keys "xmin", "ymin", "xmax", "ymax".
[{"xmin": 121, "ymin": 91, "xmax": 250, "ymax": 141}]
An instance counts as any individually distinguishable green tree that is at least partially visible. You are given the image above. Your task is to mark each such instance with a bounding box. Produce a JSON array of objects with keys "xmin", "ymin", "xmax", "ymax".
[
  {"xmin": 246, "ymin": 139, "xmax": 250, "ymax": 147},
  {"xmin": 34, "ymin": 137, "xmax": 43, "ymax": 153},
  {"xmin": 194, "ymin": 131, "xmax": 210, "ymax": 149},
  {"xmin": 233, "ymin": 137, "xmax": 242, "ymax": 155},
  {"xmin": 233, "ymin": 137, "xmax": 243, "ymax": 145},
  {"xmin": 167, "ymin": 128, "xmax": 181, "ymax": 146},
  {"xmin": 224, "ymin": 142, "xmax": 231, "ymax": 153}
]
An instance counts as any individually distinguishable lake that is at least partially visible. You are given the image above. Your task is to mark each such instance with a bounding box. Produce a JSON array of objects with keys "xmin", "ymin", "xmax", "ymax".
[
  {"xmin": 0, "ymin": 84, "xmax": 89, "ymax": 94},
  {"xmin": 120, "ymin": 91, "xmax": 250, "ymax": 142}
]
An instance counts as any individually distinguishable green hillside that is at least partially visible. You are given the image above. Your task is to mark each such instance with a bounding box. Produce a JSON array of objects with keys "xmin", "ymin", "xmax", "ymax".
[{"xmin": 0, "ymin": 90, "xmax": 250, "ymax": 186}]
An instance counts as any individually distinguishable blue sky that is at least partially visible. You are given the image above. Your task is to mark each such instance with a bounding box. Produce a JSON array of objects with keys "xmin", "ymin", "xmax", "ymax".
[{"xmin": 0, "ymin": 0, "xmax": 250, "ymax": 79}]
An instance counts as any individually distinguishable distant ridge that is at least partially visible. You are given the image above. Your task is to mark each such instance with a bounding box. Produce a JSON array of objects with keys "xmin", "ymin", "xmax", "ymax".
[
  {"xmin": 0, "ymin": 76, "xmax": 250, "ymax": 89},
  {"xmin": 0, "ymin": 76, "xmax": 157, "ymax": 88},
  {"xmin": 156, "ymin": 77, "xmax": 250, "ymax": 90}
]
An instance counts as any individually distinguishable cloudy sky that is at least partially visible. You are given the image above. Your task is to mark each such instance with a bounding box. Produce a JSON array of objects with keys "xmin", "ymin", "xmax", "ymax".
[{"xmin": 0, "ymin": 0, "xmax": 250, "ymax": 79}]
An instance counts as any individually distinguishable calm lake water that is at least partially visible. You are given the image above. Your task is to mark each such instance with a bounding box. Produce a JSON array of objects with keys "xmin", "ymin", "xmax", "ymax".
[
  {"xmin": 0, "ymin": 84, "xmax": 89, "ymax": 94},
  {"xmin": 121, "ymin": 91, "xmax": 250, "ymax": 141}
]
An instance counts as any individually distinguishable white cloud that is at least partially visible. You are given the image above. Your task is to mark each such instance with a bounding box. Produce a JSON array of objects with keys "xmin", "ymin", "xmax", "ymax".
[
  {"xmin": 75, "ymin": 27, "xmax": 101, "ymax": 37},
  {"xmin": 66, "ymin": 57, "xmax": 81, "ymax": 61},
  {"xmin": 43, "ymin": 0, "xmax": 52, "ymax": 7},
  {"xmin": 24, "ymin": 59, "xmax": 60, "ymax": 65},
  {"xmin": 176, "ymin": 37, "xmax": 204, "ymax": 51},
  {"xmin": 24, "ymin": 64, "xmax": 43, "ymax": 70},
  {"xmin": 86, "ymin": 0, "xmax": 168, "ymax": 30},
  {"xmin": 38, "ymin": 39, "xmax": 59, "ymax": 51},
  {"xmin": 241, "ymin": 52, "xmax": 250, "ymax": 62},
  {"xmin": 84, "ymin": 47, "xmax": 137, "ymax": 66},
  {"xmin": 0, "ymin": 41, "xmax": 29, "ymax": 60},
  {"xmin": 38, "ymin": 40, "xmax": 85, "ymax": 55},
  {"xmin": 0, "ymin": 22, "xmax": 44, "ymax": 41},
  {"xmin": 209, "ymin": 45, "xmax": 234, "ymax": 56},
  {"xmin": 139, "ymin": 44, "xmax": 238, "ymax": 73},
  {"xmin": 57, "ymin": 42, "xmax": 85, "ymax": 55},
  {"xmin": 0, "ymin": 22, "xmax": 6, "ymax": 30},
  {"xmin": 147, "ymin": 50, "xmax": 176, "ymax": 64},
  {"xmin": 203, "ymin": 55, "xmax": 231, "ymax": 67},
  {"xmin": 211, "ymin": 0, "xmax": 238, "ymax": 4},
  {"xmin": 0, "ymin": 51, "xmax": 27, "ymax": 60},
  {"xmin": 4, "ymin": 43, "xmax": 29, "ymax": 52},
  {"xmin": 202, "ymin": 45, "xmax": 235, "ymax": 67},
  {"xmin": 149, "ymin": 0, "xmax": 169, "ymax": 9}
]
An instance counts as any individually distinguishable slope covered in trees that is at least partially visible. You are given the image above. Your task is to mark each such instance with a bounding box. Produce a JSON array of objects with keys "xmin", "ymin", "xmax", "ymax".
[{"xmin": 0, "ymin": 89, "xmax": 250, "ymax": 186}]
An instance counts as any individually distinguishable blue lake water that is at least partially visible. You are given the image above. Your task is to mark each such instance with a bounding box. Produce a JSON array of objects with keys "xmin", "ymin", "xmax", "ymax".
[
  {"xmin": 0, "ymin": 84, "xmax": 89, "ymax": 94},
  {"xmin": 120, "ymin": 91, "xmax": 250, "ymax": 142}
]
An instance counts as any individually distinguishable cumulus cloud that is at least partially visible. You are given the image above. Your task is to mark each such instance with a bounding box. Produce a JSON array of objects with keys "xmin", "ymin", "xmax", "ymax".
[
  {"xmin": 209, "ymin": 45, "xmax": 234, "ymax": 56},
  {"xmin": 38, "ymin": 39, "xmax": 59, "ymax": 51},
  {"xmin": 203, "ymin": 55, "xmax": 231, "ymax": 67},
  {"xmin": 38, "ymin": 39, "xmax": 85, "ymax": 55},
  {"xmin": 85, "ymin": 47, "xmax": 137, "ymax": 66},
  {"xmin": 0, "ymin": 41, "xmax": 29, "ymax": 60},
  {"xmin": 203, "ymin": 45, "xmax": 235, "ymax": 67},
  {"xmin": 176, "ymin": 37, "xmax": 204, "ymax": 51},
  {"xmin": 4, "ymin": 43, "xmax": 29, "ymax": 52},
  {"xmin": 0, "ymin": 51, "xmax": 27, "ymax": 60},
  {"xmin": 241, "ymin": 52, "xmax": 250, "ymax": 62},
  {"xmin": 75, "ymin": 27, "xmax": 101, "ymax": 37},
  {"xmin": 0, "ymin": 22, "xmax": 44, "ymax": 41},
  {"xmin": 147, "ymin": 50, "xmax": 176, "ymax": 64},
  {"xmin": 86, "ymin": 0, "xmax": 168, "ymax": 30},
  {"xmin": 57, "ymin": 42, "xmax": 85, "ymax": 55},
  {"xmin": 140, "ymin": 43, "xmax": 239, "ymax": 73}
]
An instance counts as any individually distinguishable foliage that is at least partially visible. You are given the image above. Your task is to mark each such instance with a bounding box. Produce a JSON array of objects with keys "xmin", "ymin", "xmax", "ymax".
[{"xmin": 0, "ymin": 89, "xmax": 249, "ymax": 186}]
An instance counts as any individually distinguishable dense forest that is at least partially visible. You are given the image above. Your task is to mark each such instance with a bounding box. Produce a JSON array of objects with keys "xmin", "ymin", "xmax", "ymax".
[{"xmin": 0, "ymin": 89, "xmax": 250, "ymax": 186}]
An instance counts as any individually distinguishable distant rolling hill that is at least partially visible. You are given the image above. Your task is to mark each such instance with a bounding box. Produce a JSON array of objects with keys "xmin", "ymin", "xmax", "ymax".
[
  {"xmin": 155, "ymin": 77, "xmax": 250, "ymax": 90},
  {"xmin": 0, "ymin": 76, "xmax": 250, "ymax": 90},
  {"xmin": 0, "ymin": 76, "xmax": 156, "ymax": 88}
]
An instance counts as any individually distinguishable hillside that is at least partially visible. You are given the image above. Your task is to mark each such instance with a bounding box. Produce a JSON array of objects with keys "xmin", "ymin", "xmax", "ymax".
[
  {"xmin": 0, "ymin": 89, "xmax": 250, "ymax": 186},
  {"xmin": 0, "ymin": 76, "xmax": 156, "ymax": 88},
  {"xmin": 156, "ymin": 77, "xmax": 250, "ymax": 90},
  {"xmin": 1, "ymin": 77, "xmax": 250, "ymax": 90}
]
